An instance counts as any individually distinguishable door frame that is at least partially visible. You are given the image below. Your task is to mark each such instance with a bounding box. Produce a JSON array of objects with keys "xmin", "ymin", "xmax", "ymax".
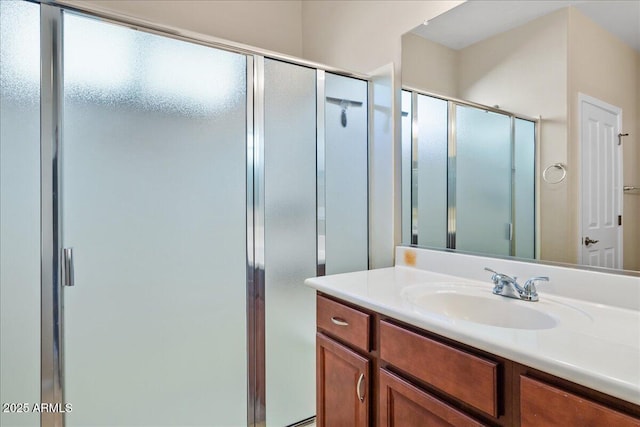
[
  {"xmin": 40, "ymin": 5, "xmax": 65, "ymax": 427},
  {"xmin": 576, "ymin": 92, "xmax": 623, "ymax": 267}
]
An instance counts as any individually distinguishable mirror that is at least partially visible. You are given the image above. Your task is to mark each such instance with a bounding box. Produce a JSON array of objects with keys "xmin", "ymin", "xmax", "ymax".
[{"xmin": 401, "ymin": 0, "xmax": 640, "ymax": 273}]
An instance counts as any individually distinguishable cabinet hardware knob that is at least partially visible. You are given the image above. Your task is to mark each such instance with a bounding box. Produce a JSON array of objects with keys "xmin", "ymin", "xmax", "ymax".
[
  {"xmin": 356, "ymin": 373, "xmax": 365, "ymax": 402},
  {"xmin": 331, "ymin": 317, "xmax": 349, "ymax": 326}
]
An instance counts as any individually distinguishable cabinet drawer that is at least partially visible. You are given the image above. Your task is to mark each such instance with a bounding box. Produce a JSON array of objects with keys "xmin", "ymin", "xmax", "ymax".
[
  {"xmin": 379, "ymin": 320, "xmax": 499, "ymax": 417},
  {"xmin": 317, "ymin": 295, "xmax": 370, "ymax": 352},
  {"xmin": 380, "ymin": 369, "xmax": 486, "ymax": 427},
  {"xmin": 520, "ymin": 376, "xmax": 640, "ymax": 426}
]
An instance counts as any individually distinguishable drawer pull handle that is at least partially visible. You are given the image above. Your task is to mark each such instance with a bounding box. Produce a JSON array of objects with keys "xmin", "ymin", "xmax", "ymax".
[
  {"xmin": 331, "ymin": 317, "xmax": 349, "ymax": 326},
  {"xmin": 356, "ymin": 373, "xmax": 365, "ymax": 402}
]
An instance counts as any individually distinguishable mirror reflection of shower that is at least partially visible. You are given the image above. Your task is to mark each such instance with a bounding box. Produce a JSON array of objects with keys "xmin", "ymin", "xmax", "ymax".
[{"xmin": 402, "ymin": 89, "xmax": 537, "ymax": 259}]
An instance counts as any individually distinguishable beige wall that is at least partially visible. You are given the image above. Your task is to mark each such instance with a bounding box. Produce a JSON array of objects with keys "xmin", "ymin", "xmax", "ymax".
[
  {"xmin": 59, "ymin": 0, "xmax": 305, "ymax": 57},
  {"xmin": 301, "ymin": 1, "xmax": 462, "ymax": 74},
  {"xmin": 401, "ymin": 32, "xmax": 458, "ymax": 96},
  {"xmin": 568, "ymin": 7, "xmax": 640, "ymax": 271}
]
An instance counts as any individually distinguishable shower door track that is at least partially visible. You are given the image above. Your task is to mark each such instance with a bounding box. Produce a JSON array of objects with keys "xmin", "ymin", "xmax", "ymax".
[{"xmin": 402, "ymin": 85, "xmax": 540, "ymax": 123}]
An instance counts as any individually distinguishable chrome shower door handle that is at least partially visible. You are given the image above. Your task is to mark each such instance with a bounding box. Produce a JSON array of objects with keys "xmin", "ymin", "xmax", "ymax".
[
  {"xmin": 62, "ymin": 247, "xmax": 75, "ymax": 287},
  {"xmin": 584, "ymin": 237, "xmax": 599, "ymax": 247}
]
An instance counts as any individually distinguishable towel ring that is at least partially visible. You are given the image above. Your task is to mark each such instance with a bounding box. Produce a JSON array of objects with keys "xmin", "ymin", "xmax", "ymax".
[{"xmin": 543, "ymin": 163, "xmax": 566, "ymax": 184}]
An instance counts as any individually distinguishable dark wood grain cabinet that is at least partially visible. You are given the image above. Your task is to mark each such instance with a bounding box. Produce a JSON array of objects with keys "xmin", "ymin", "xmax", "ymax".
[
  {"xmin": 316, "ymin": 293, "xmax": 640, "ymax": 426},
  {"xmin": 316, "ymin": 295, "xmax": 372, "ymax": 427},
  {"xmin": 520, "ymin": 376, "xmax": 640, "ymax": 427},
  {"xmin": 380, "ymin": 320, "xmax": 499, "ymax": 418},
  {"xmin": 379, "ymin": 368, "xmax": 486, "ymax": 427},
  {"xmin": 317, "ymin": 333, "xmax": 370, "ymax": 427},
  {"xmin": 317, "ymin": 294, "xmax": 370, "ymax": 353}
]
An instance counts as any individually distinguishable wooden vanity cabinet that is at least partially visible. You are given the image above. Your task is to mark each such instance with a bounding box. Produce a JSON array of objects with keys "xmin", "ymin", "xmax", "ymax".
[
  {"xmin": 316, "ymin": 293, "xmax": 640, "ymax": 426},
  {"xmin": 316, "ymin": 294, "xmax": 373, "ymax": 427}
]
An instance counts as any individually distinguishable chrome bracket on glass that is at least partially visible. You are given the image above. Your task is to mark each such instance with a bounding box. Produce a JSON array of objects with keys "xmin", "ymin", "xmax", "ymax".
[{"xmin": 62, "ymin": 247, "xmax": 75, "ymax": 287}]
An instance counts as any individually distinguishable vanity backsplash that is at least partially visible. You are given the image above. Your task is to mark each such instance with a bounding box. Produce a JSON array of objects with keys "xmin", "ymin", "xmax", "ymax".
[{"xmin": 396, "ymin": 246, "xmax": 640, "ymax": 311}]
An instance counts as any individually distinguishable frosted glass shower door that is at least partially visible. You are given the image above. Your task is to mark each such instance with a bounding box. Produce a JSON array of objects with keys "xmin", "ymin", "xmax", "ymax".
[
  {"xmin": 324, "ymin": 73, "xmax": 368, "ymax": 274},
  {"xmin": 416, "ymin": 94, "xmax": 448, "ymax": 248},
  {"xmin": 514, "ymin": 118, "xmax": 536, "ymax": 258},
  {"xmin": 401, "ymin": 90, "xmax": 412, "ymax": 244},
  {"xmin": 62, "ymin": 13, "xmax": 248, "ymax": 426},
  {"xmin": 455, "ymin": 105, "xmax": 512, "ymax": 256},
  {"xmin": 264, "ymin": 59, "xmax": 317, "ymax": 426},
  {"xmin": 0, "ymin": 2, "xmax": 41, "ymax": 426}
]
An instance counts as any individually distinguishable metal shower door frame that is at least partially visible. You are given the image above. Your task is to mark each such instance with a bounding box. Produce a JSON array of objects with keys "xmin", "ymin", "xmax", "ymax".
[
  {"xmin": 40, "ymin": 5, "xmax": 64, "ymax": 427},
  {"xmin": 37, "ymin": 3, "xmax": 368, "ymax": 426},
  {"xmin": 248, "ymin": 54, "xmax": 266, "ymax": 427},
  {"xmin": 38, "ymin": 7, "xmax": 264, "ymax": 425}
]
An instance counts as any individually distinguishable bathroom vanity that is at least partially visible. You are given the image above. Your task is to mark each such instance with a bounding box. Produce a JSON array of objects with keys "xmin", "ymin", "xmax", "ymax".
[{"xmin": 306, "ymin": 247, "xmax": 640, "ymax": 426}]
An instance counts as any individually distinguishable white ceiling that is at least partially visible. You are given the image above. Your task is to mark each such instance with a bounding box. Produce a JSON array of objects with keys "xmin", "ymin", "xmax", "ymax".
[{"xmin": 411, "ymin": 0, "xmax": 640, "ymax": 53}]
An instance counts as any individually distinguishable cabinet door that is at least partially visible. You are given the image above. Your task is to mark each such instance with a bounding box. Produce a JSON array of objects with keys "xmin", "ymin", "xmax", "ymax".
[
  {"xmin": 380, "ymin": 369, "xmax": 486, "ymax": 427},
  {"xmin": 520, "ymin": 376, "xmax": 640, "ymax": 426},
  {"xmin": 317, "ymin": 333, "xmax": 370, "ymax": 427}
]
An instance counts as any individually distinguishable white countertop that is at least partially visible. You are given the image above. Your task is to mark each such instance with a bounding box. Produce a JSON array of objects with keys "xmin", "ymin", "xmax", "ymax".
[{"xmin": 305, "ymin": 265, "xmax": 640, "ymax": 405}]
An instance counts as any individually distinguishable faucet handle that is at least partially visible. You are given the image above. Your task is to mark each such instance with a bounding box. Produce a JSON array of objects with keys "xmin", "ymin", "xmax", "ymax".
[
  {"xmin": 484, "ymin": 267, "xmax": 516, "ymax": 283},
  {"xmin": 524, "ymin": 276, "xmax": 549, "ymax": 287},
  {"xmin": 522, "ymin": 276, "xmax": 549, "ymax": 301},
  {"xmin": 484, "ymin": 267, "xmax": 501, "ymax": 284}
]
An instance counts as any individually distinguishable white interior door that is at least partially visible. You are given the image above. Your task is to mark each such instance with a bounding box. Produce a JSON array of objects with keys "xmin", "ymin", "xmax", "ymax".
[{"xmin": 580, "ymin": 94, "xmax": 622, "ymax": 269}]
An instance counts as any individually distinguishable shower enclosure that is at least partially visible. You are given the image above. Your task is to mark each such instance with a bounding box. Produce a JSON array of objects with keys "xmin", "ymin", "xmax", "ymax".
[
  {"xmin": 402, "ymin": 90, "xmax": 536, "ymax": 259},
  {"xmin": 0, "ymin": 2, "xmax": 369, "ymax": 426}
]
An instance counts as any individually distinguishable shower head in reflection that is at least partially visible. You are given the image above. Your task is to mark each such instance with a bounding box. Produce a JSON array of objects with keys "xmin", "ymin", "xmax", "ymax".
[{"xmin": 326, "ymin": 96, "xmax": 363, "ymax": 127}]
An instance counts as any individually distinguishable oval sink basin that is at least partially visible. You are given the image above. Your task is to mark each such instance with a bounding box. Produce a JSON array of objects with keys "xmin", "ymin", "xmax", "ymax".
[
  {"xmin": 408, "ymin": 291, "xmax": 557, "ymax": 330},
  {"xmin": 401, "ymin": 283, "xmax": 589, "ymax": 330}
]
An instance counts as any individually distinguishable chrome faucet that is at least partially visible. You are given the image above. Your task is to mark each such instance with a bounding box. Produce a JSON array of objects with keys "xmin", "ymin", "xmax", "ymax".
[{"xmin": 484, "ymin": 268, "xmax": 549, "ymax": 302}]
